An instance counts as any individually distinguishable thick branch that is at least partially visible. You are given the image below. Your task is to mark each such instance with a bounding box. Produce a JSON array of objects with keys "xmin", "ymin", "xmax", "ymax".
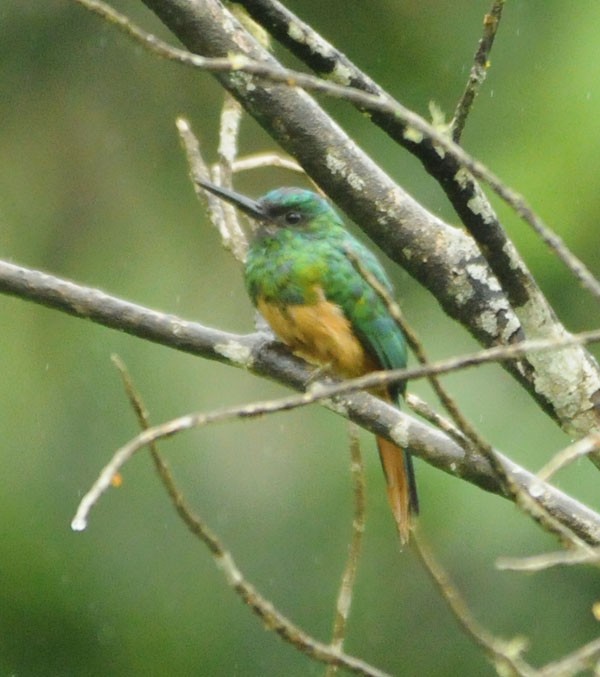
[
  {"xmin": 3, "ymin": 258, "xmax": 600, "ymax": 544},
  {"xmin": 230, "ymin": 1, "xmax": 540, "ymax": 312}
]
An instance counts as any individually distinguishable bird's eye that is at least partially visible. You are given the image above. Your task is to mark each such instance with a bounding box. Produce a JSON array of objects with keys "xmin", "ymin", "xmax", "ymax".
[{"xmin": 284, "ymin": 211, "xmax": 302, "ymax": 225}]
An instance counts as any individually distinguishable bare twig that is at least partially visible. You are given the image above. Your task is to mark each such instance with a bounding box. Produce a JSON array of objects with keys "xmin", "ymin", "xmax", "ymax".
[
  {"xmin": 176, "ymin": 117, "xmax": 248, "ymax": 262},
  {"xmin": 538, "ymin": 637, "xmax": 600, "ymax": 677},
  {"xmin": 69, "ymin": 391, "xmax": 327, "ymax": 532},
  {"xmin": 413, "ymin": 532, "xmax": 535, "ymax": 677},
  {"xmin": 497, "ymin": 547, "xmax": 600, "ymax": 572},
  {"xmin": 68, "ymin": 364, "xmax": 600, "ymax": 545},
  {"xmin": 537, "ymin": 433, "xmax": 600, "ymax": 482},
  {"xmin": 216, "ymin": 94, "xmax": 243, "ymax": 186},
  {"xmin": 452, "ymin": 0, "xmax": 505, "ymax": 142},
  {"xmin": 232, "ymin": 152, "xmax": 304, "ymax": 175},
  {"xmin": 326, "ymin": 424, "xmax": 366, "ymax": 673},
  {"xmin": 405, "ymin": 393, "xmax": 470, "ymax": 449},
  {"xmin": 111, "ymin": 356, "xmax": 388, "ymax": 677},
  {"xmin": 213, "ymin": 96, "xmax": 251, "ymax": 261}
]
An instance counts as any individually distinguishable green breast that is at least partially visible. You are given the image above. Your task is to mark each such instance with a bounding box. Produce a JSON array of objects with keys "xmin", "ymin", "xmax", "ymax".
[{"xmin": 245, "ymin": 228, "xmax": 329, "ymax": 306}]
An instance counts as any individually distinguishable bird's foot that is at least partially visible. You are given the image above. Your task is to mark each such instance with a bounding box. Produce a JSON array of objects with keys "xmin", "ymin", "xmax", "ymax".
[{"xmin": 303, "ymin": 363, "xmax": 333, "ymax": 390}]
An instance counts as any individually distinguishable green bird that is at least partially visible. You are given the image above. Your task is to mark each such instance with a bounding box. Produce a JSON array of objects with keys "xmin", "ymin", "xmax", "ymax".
[{"xmin": 200, "ymin": 180, "xmax": 418, "ymax": 542}]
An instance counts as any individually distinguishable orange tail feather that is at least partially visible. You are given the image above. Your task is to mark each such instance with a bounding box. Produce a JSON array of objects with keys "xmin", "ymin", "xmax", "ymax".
[{"xmin": 376, "ymin": 436, "xmax": 418, "ymax": 544}]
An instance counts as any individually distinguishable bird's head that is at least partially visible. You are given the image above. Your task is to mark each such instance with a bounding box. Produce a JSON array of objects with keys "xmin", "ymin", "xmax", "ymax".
[{"xmin": 198, "ymin": 179, "xmax": 342, "ymax": 238}]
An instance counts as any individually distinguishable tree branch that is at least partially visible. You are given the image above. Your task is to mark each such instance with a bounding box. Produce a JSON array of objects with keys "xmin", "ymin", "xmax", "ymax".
[
  {"xmin": 231, "ymin": 4, "xmax": 600, "ymax": 308},
  {"xmin": 3, "ymin": 256, "xmax": 600, "ymax": 547}
]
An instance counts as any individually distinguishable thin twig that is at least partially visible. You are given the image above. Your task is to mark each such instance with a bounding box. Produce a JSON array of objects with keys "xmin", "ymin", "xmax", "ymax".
[
  {"xmin": 176, "ymin": 117, "xmax": 248, "ymax": 262},
  {"xmin": 213, "ymin": 97, "xmax": 251, "ymax": 261},
  {"xmin": 538, "ymin": 637, "xmax": 600, "ymax": 677},
  {"xmin": 405, "ymin": 394, "xmax": 470, "ymax": 449},
  {"xmin": 497, "ymin": 547, "xmax": 600, "ymax": 572},
  {"xmin": 413, "ymin": 532, "xmax": 535, "ymax": 677},
  {"xmin": 110, "ymin": 355, "xmax": 388, "ymax": 677},
  {"xmin": 69, "ymin": 391, "xmax": 324, "ymax": 531},
  {"xmin": 537, "ymin": 433, "xmax": 600, "ymax": 482},
  {"xmin": 512, "ymin": 487, "xmax": 591, "ymax": 551},
  {"xmin": 326, "ymin": 424, "xmax": 366, "ymax": 674},
  {"xmin": 452, "ymin": 0, "xmax": 505, "ymax": 142},
  {"xmin": 68, "ymin": 358, "xmax": 600, "ymax": 545},
  {"xmin": 232, "ymin": 152, "xmax": 304, "ymax": 175},
  {"xmin": 217, "ymin": 94, "xmax": 243, "ymax": 186}
]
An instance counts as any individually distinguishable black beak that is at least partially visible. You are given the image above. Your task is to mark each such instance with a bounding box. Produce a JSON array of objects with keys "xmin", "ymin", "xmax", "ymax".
[{"xmin": 198, "ymin": 179, "xmax": 266, "ymax": 220}]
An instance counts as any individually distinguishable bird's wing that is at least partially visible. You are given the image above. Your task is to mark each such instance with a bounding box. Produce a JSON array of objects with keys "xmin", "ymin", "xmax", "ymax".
[
  {"xmin": 326, "ymin": 239, "xmax": 418, "ymax": 533},
  {"xmin": 324, "ymin": 239, "xmax": 408, "ymax": 396}
]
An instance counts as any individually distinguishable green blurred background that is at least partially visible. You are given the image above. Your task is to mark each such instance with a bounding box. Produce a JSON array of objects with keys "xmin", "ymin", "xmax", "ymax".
[{"xmin": 2, "ymin": 1, "xmax": 600, "ymax": 675}]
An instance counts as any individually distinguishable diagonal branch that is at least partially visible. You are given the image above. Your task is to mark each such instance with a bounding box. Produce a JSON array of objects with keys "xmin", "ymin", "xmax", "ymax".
[
  {"xmin": 233, "ymin": 0, "xmax": 600, "ymax": 314},
  {"xmin": 72, "ymin": 0, "xmax": 600, "ymax": 445}
]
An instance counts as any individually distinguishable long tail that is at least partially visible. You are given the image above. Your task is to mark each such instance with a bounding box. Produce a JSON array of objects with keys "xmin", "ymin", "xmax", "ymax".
[{"xmin": 376, "ymin": 436, "xmax": 419, "ymax": 544}]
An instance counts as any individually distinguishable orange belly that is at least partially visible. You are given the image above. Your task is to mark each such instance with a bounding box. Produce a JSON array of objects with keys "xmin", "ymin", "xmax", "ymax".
[{"xmin": 257, "ymin": 294, "xmax": 376, "ymax": 378}]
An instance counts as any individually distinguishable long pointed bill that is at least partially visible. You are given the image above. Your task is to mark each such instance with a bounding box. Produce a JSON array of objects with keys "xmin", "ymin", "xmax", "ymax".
[{"xmin": 198, "ymin": 178, "xmax": 266, "ymax": 220}]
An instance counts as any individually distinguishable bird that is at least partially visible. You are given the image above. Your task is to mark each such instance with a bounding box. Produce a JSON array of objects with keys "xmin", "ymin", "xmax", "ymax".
[{"xmin": 199, "ymin": 179, "xmax": 418, "ymax": 543}]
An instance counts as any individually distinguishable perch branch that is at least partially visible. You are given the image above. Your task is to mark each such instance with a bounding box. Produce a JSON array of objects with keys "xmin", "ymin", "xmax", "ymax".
[
  {"xmin": 4, "ymin": 256, "xmax": 600, "ymax": 545},
  {"xmin": 7, "ymin": 258, "xmax": 600, "ymax": 409}
]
